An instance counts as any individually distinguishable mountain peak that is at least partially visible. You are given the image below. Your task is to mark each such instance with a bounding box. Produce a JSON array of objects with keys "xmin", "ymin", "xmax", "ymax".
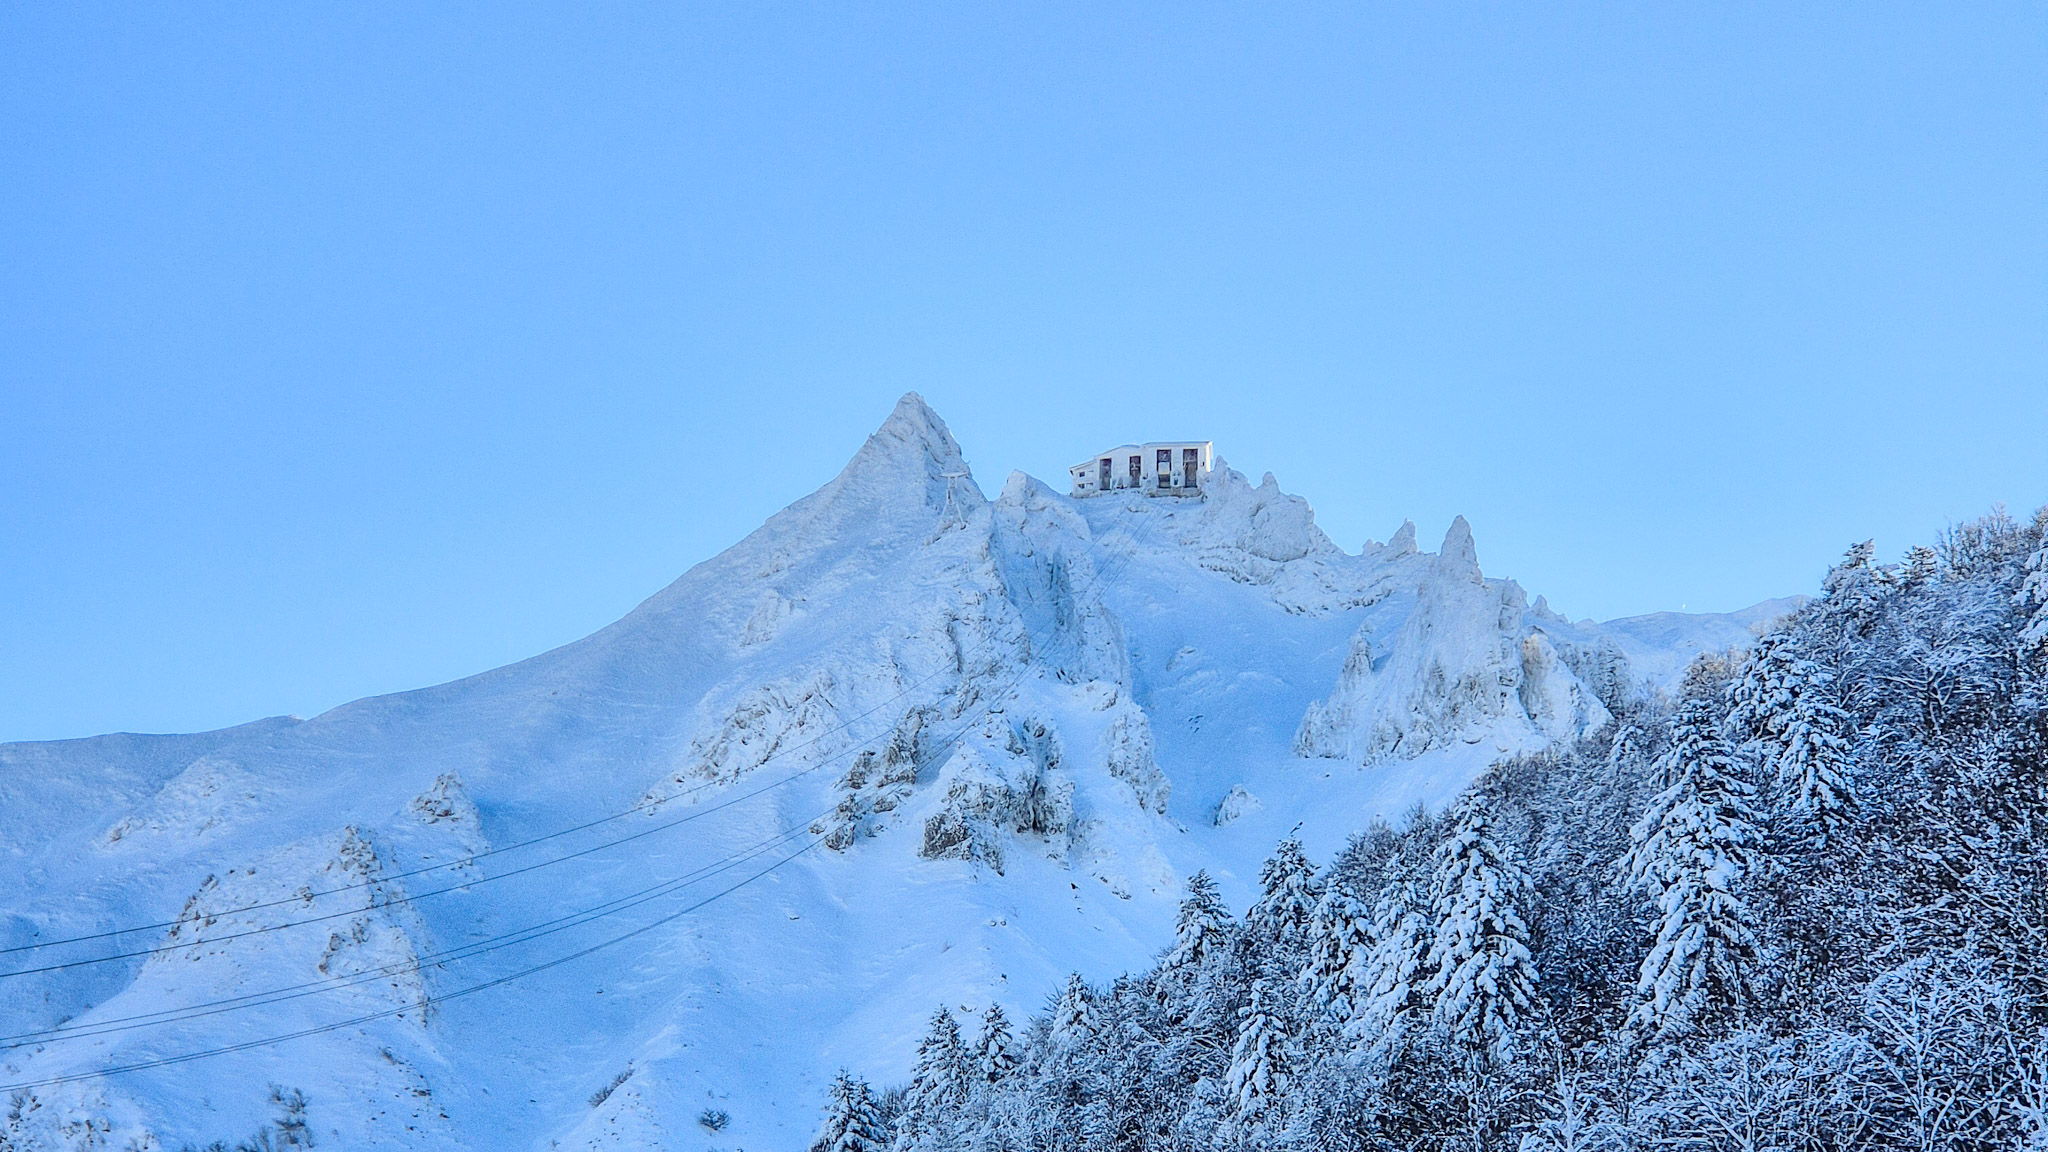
[
  {"xmin": 867, "ymin": 392, "xmax": 964, "ymax": 469},
  {"xmin": 827, "ymin": 392, "xmax": 969, "ymax": 489},
  {"xmin": 801, "ymin": 392, "xmax": 981, "ymax": 525}
]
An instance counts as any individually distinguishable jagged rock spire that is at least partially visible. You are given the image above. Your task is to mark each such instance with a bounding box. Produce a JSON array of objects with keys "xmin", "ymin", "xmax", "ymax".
[
  {"xmin": 1440, "ymin": 516, "xmax": 1479, "ymax": 578},
  {"xmin": 1388, "ymin": 520, "xmax": 1418, "ymax": 556}
]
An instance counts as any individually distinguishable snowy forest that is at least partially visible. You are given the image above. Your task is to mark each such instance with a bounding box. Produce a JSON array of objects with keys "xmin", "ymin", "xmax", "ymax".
[{"xmin": 811, "ymin": 509, "xmax": 2048, "ymax": 1152}]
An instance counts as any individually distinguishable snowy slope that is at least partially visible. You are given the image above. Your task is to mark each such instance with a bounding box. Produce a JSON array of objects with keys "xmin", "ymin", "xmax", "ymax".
[
  {"xmin": 1572, "ymin": 597, "xmax": 1806, "ymax": 688},
  {"xmin": 0, "ymin": 396, "xmax": 1787, "ymax": 1151}
]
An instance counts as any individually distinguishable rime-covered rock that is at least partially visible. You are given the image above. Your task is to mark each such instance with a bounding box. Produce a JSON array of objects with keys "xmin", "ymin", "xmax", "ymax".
[
  {"xmin": 1295, "ymin": 526, "xmax": 1611, "ymax": 764},
  {"xmin": 1212, "ymin": 784, "xmax": 1263, "ymax": 827}
]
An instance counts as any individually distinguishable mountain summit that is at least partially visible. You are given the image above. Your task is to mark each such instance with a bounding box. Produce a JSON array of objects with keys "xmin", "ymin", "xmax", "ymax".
[
  {"xmin": 802, "ymin": 391, "xmax": 979, "ymax": 526},
  {"xmin": 0, "ymin": 397, "xmax": 1788, "ymax": 1151}
]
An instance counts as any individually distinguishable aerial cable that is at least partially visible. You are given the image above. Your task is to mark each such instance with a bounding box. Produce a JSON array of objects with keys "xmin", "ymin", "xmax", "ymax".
[
  {"xmin": 0, "ymin": 836, "xmax": 827, "ymax": 1094},
  {"xmin": 5, "ymin": 539, "xmax": 1133, "ymax": 1042},
  {"xmin": 0, "ymin": 519, "xmax": 1144, "ymax": 980},
  {"xmin": 0, "ymin": 739, "xmax": 873, "ymax": 982},
  {"xmin": 0, "ymin": 810, "xmax": 826, "ymax": 1050}
]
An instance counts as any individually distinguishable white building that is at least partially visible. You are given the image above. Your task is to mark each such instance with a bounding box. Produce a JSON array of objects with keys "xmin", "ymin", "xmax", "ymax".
[{"xmin": 1068, "ymin": 441, "xmax": 1214, "ymax": 497}]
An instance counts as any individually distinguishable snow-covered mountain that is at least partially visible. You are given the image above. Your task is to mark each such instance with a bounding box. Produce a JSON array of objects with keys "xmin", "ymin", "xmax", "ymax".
[{"xmin": 0, "ymin": 395, "xmax": 1793, "ymax": 1151}]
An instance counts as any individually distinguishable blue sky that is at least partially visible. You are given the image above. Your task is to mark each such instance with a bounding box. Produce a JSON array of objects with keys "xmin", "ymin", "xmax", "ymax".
[{"xmin": 3, "ymin": 4, "xmax": 2043, "ymax": 742}]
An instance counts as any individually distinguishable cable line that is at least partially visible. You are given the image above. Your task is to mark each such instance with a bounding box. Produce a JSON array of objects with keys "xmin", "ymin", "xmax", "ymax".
[
  {"xmin": 0, "ymin": 744, "xmax": 868, "ymax": 982},
  {"xmin": 1, "ymin": 810, "xmax": 827, "ymax": 1050},
  {"xmin": 0, "ymin": 837, "xmax": 826, "ymax": 1093}
]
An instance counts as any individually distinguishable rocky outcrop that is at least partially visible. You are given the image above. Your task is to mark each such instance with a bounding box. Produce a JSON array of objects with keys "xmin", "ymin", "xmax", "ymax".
[
  {"xmin": 918, "ymin": 717, "xmax": 1079, "ymax": 874},
  {"xmin": 1295, "ymin": 519, "xmax": 1612, "ymax": 763}
]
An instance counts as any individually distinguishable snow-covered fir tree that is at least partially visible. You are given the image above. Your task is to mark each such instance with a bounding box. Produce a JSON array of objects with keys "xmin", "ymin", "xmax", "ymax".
[
  {"xmin": 1049, "ymin": 972, "xmax": 1096, "ymax": 1049},
  {"xmin": 1725, "ymin": 630, "xmax": 1798, "ymax": 740},
  {"xmin": 1624, "ymin": 695, "xmax": 1761, "ymax": 1038},
  {"xmin": 1899, "ymin": 542, "xmax": 1939, "ymax": 589},
  {"xmin": 892, "ymin": 1009, "xmax": 970, "ymax": 1151},
  {"xmin": 1162, "ymin": 869, "xmax": 1230, "ymax": 972},
  {"xmin": 1225, "ymin": 977, "xmax": 1289, "ymax": 1121},
  {"xmin": 2021, "ymin": 521, "xmax": 2048, "ymax": 653},
  {"xmin": 975, "ymin": 1003, "xmax": 1020, "ymax": 1083},
  {"xmin": 812, "ymin": 1072, "xmax": 889, "ymax": 1152},
  {"xmin": 1248, "ymin": 835, "xmax": 1320, "ymax": 951},
  {"xmin": 1357, "ymin": 876, "xmax": 1432, "ymax": 1060},
  {"xmin": 1423, "ymin": 796, "xmax": 1540, "ymax": 1066},
  {"xmin": 1298, "ymin": 875, "xmax": 1374, "ymax": 1037},
  {"xmin": 1727, "ymin": 631, "xmax": 1857, "ymax": 837},
  {"xmin": 1818, "ymin": 539, "xmax": 1893, "ymax": 638},
  {"xmin": 1605, "ymin": 722, "xmax": 1644, "ymax": 780}
]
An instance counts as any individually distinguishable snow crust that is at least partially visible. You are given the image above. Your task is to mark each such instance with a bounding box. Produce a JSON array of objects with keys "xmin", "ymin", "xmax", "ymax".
[{"xmin": 0, "ymin": 393, "xmax": 1785, "ymax": 1150}]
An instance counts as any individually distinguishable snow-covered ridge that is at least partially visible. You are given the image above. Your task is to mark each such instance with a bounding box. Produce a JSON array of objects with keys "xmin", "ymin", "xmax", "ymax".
[{"xmin": 0, "ymin": 393, "xmax": 1790, "ymax": 1151}]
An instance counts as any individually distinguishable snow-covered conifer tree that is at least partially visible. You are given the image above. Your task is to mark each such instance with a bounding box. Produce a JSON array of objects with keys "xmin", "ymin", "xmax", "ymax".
[
  {"xmin": 1819, "ymin": 540, "xmax": 1893, "ymax": 635},
  {"xmin": 1726, "ymin": 631, "xmax": 1797, "ymax": 743},
  {"xmin": 1899, "ymin": 544, "xmax": 1939, "ymax": 589},
  {"xmin": 1774, "ymin": 700, "xmax": 1854, "ymax": 839},
  {"xmin": 1050, "ymin": 973, "xmax": 1097, "ymax": 1049},
  {"xmin": 893, "ymin": 1009, "xmax": 970, "ymax": 1151},
  {"xmin": 1623, "ymin": 697, "xmax": 1761, "ymax": 1038},
  {"xmin": 1249, "ymin": 836, "xmax": 1320, "ymax": 950},
  {"xmin": 2020, "ymin": 525, "xmax": 2048, "ymax": 653},
  {"xmin": 1226, "ymin": 977, "xmax": 1289, "ymax": 1120},
  {"xmin": 1298, "ymin": 879, "xmax": 1374, "ymax": 1036},
  {"xmin": 975, "ymin": 1004, "xmax": 1020, "ymax": 1083},
  {"xmin": 1606, "ymin": 723, "xmax": 1644, "ymax": 780},
  {"xmin": 1423, "ymin": 797, "xmax": 1539, "ymax": 1066},
  {"xmin": 813, "ymin": 1072, "xmax": 889, "ymax": 1152},
  {"xmin": 1163, "ymin": 870, "xmax": 1230, "ymax": 971},
  {"xmin": 1357, "ymin": 877, "xmax": 1432, "ymax": 1059},
  {"xmin": 1728, "ymin": 632, "xmax": 1856, "ymax": 837}
]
